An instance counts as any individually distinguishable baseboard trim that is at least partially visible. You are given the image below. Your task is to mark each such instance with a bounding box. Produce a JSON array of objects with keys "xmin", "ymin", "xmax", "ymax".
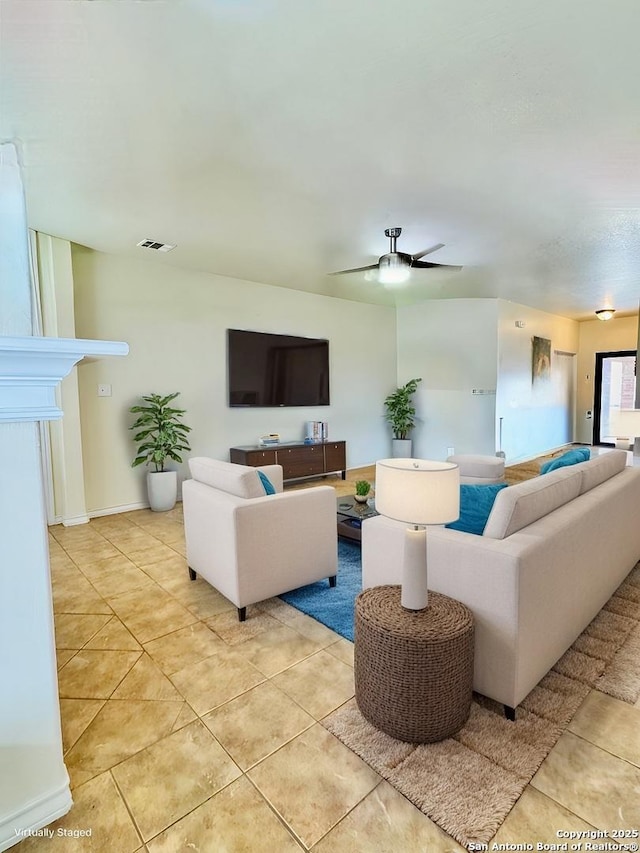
[
  {"xmin": 505, "ymin": 443, "xmax": 573, "ymax": 467},
  {"xmin": 0, "ymin": 782, "xmax": 72, "ymax": 852},
  {"xmin": 48, "ymin": 498, "xmax": 187, "ymax": 524},
  {"xmin": 62, "ymin": 514, "xmax": 90, "ymax": 527},
  {"xmin": 88, "ymin": 501, "xmax": 149, "ymax": 518}
]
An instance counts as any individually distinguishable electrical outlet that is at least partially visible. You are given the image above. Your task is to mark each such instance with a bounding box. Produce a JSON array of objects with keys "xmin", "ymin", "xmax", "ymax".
[
  {"xmin": 97, "ymin": 384, "xmax": 112, "ymax": 397},
  {"xmin": 447, "ymin": 446, "xmax": 455, "ymax": 457}
]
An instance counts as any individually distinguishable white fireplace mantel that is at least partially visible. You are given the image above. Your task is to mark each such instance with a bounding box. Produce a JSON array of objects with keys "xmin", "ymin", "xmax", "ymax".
[
  {"xmin": 0, "ymin": 336, "xmax": 129, "ymax": 422},
  {"xmin": 0, "ymin": 334, "xmax": 129, "ymax": 852}
]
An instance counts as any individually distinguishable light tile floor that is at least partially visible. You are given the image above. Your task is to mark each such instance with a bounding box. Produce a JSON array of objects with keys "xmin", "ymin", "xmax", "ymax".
[{"xmin": 13, "ymin": 466, "xmax": 640, "ymax": 851}]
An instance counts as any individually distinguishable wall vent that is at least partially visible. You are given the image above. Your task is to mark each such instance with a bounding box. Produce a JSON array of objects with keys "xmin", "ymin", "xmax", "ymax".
[{"xmin": 137, "ymin": 239, "xmax": 176, "ymax": 252}]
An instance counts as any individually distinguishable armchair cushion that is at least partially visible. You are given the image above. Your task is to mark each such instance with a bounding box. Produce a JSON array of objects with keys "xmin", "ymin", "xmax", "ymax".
[{"xmin": 188, "ymin": 457, "xmax": 265, "ymax": 499}]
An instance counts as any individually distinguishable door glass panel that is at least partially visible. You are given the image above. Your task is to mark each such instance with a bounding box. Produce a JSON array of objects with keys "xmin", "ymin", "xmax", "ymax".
[{"xmin": 599, "ymin": 355, "xmax": 637, "ymax": 443}]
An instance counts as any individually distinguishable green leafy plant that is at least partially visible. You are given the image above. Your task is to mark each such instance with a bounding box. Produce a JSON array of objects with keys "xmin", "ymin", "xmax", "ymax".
[
  {"xmin": 384, "ymin": 377, "xmax": 422, "ymax": 440},
  {"xmin": 129, "ymin": 392, "xmax": 192, "ymax": 473},
  {"xmin": 355, "ymin": 480, "xmax": 371, "ymax": 497}
]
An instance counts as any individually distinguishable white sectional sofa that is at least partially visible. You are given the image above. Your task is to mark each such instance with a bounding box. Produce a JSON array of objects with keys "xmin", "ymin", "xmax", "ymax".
[{"xmin": 362, "ymin": 450, "xmax": 640, "ymax": 715}]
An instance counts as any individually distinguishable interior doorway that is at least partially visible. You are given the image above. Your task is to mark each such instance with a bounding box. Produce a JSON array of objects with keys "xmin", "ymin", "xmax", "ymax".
[
  {"xmin": 553, "ymin": 350, "xmax": 577, "ymax": 445},
  {"xmin": 593, "ymin": 351, "xmax": 637, "ymax": 445}
]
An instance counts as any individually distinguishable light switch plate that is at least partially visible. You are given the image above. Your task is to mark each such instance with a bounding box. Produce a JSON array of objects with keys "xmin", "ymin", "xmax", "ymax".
[{"xmin": 97, "ymin": 384, "xmax": 112, "ymax": 397}]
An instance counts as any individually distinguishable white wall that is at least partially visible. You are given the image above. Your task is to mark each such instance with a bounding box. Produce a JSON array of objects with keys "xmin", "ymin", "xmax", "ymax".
[
  {"xmin": 69, "ymin": 247, "xmax": 634, "ymax": 511},
  {"xmin": 396, "ymin": 299, "xmax": 499, "ymax": 459},
  {"xmin": 396, "ymin": 297, "xmax": 581, "ymax": 464},
  {"xmin": 575, "ymin": 315, "xmax": 639, "ymax": 445},
  {"xmin": 0, "ymin": 148, "xmax": 31, "ymax": 338},
  {"xmin": 72, "ymin": 247, "xmax": 397, "ymax": 515},
  {"xmin": 496, "ymin": 301, "xmax": 579, "ymax": 462}
]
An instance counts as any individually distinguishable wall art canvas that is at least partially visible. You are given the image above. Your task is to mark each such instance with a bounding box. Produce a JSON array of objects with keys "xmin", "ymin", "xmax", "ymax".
[{"xmin": 532, "ymin": 336, "xmax": 551, "ymax": 383}]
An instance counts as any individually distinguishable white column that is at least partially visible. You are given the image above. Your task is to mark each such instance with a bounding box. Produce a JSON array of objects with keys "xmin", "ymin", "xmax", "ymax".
[
  {"xmin": 37, "ymin": 233, "xmax": 89, "ymax": 525},
  {"xmin": 0, "ymin": 422, "xmax": 72, "ymax": 847}
]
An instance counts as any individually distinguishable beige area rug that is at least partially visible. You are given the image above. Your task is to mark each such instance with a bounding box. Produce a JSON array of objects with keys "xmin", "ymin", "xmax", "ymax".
[{"xmin": 323, "ymin": 564, "xmax": 640, "ymax": 850}]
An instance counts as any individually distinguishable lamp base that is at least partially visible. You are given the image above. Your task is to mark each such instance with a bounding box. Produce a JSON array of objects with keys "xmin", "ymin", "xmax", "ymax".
[{"xmin": 401, "ymin": 527, "xmax": 428, "ymax": 610}]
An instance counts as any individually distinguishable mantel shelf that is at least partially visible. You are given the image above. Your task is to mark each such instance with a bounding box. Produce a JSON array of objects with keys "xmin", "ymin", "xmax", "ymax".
[{"xmin": 0, "ymin": 335, "xmax": 129, "ymax": 422}]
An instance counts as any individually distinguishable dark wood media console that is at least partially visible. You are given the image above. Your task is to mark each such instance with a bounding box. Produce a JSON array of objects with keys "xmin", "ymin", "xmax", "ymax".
[{"xmin": 230, "ymin": 440, "xmax": 346, "ymax": 482}]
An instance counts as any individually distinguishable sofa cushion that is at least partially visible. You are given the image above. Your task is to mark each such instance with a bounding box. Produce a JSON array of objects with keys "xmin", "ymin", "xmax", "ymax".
[
  {"xmin": 575, "ymin": 449, "xmax": 628, "ymax": 495},
  {"xmin": 188, "ymin": 457, "xmax": 265, "ymax": 499},
  {"xmin": 445, "ymin": 483, "xmax": 509, "ymax": 536},
  {"xmin": 483, "ymin": 466, "xmax": 583, "ymax": 540},
  {"xmin": 540, "ymin": 447, "xmax": 590, "ymax": 474}
]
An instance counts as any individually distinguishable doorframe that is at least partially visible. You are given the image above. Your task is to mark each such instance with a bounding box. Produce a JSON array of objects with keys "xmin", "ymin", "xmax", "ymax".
[{"xmin": 592, "ymin": 350, "xmax": 637, "ymax": 445}]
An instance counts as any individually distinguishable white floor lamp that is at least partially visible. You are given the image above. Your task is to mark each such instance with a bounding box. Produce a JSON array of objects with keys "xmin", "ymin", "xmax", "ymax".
[{"xmin": 375, "ymin": 458, "xmax": 460, "ymax": 610}]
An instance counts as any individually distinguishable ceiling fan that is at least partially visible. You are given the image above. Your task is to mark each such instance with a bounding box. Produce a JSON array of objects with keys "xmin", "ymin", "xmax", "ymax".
[{"xmin": 329, "ymin": 227, "xmax": 462, "ymax": 285}]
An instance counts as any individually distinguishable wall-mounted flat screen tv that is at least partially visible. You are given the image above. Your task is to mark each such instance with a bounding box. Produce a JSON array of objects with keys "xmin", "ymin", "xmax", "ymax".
[{"xmin": 227, "ymin": 329, "xmax": 330, "ymax": 407}]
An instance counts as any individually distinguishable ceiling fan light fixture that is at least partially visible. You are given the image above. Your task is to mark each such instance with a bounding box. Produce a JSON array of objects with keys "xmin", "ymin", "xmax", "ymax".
[
  {"xmin": 377, "ymin": 253, "xmax": 411, "ymax": 285},
  {"xmin": 328, "ymin": 227, "xmax": 460, "ymax": 280},
  {"xmin": 595, "ymin": 309, "xmax": 615, "ymax": 321}
]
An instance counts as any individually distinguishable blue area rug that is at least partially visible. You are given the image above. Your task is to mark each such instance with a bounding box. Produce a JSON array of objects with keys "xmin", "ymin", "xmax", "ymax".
[{"xmin": 280, "ymin": 539, "xmax": 361, "ymax": 641}]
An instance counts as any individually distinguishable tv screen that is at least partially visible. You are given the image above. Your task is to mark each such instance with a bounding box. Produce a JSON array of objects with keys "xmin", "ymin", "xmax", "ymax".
[{"xmin": 227, "ymin": 329, "xmax": 330, "ymax": 407}]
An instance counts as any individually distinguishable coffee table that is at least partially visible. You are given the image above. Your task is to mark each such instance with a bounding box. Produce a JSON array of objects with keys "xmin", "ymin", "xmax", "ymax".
[{"xmin": 336, "ymin": 496, "xmax": 378, "ymax": 542}]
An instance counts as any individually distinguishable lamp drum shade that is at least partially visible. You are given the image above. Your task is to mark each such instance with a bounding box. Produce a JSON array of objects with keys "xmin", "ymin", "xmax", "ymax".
[{"xmin": 375, "ymin": 458, "xmax": 460, "ymax": 525}]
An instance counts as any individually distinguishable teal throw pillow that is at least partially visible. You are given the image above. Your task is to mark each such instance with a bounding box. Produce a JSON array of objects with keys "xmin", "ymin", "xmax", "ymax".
[
  {"xmin": 445, "ymin": 483, "xmax": 508, "ymax": 536},
  {"xmin": 257, "ymin": 470, "xmax": 276, "ymax": 495},
  {"xmin": 540, "ymin": 447, "xmax": 590, "ymax": 474}
]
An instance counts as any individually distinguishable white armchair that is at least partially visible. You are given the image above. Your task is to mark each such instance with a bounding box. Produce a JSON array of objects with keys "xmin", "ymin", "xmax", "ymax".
[{"xmin": 182, "ymin": 457, "xmax": 338, "ymax": 620}]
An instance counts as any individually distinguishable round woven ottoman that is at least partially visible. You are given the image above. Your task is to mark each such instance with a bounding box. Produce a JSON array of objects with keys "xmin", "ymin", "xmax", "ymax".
[{"xmin": 354, "ymin": 586, "xmax": 474, "ymax": 743}]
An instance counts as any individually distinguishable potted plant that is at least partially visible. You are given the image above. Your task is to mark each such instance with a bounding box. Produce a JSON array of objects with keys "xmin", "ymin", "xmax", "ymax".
[
  {"xmin": 384, "ymin": 377, "xmax": 422, "ymax": 457},
  {"xmin": 354, "ymin": 480, "xmax": 372, "ymax": 504},
  {"xmin": 129, "ymin": 392, "xmax": 192, "ymax": 511}
]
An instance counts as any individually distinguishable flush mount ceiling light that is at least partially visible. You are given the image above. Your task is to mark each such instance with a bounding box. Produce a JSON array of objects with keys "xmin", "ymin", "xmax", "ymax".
[{"xmin": 595, "ymin": 309, "xmax": 615, "ymax": 321}]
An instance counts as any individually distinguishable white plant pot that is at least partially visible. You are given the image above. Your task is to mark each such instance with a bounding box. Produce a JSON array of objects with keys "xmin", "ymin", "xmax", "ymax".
[
  {"xmin": 392, "ymin": 439, "xmax": 412, "ymax": 458},
  {"xmin": 147, "ymin": 470, "xmax": 178, "ymax": 512}
]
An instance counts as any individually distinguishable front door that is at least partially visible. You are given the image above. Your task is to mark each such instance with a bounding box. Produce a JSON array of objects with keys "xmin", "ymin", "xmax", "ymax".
[{"xmin": 592, "ymin": 351, "xmax": 637, "ymax": 445}]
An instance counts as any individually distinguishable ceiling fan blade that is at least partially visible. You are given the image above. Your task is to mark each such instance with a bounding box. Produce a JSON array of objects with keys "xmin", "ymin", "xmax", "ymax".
[
  {"xmin": 328, "ymin": 264, "xmax": 379, "ymax": 276},
  {"xmin": 411, "ymin": 260, "xmax": 463, "ymax": 270},
  {"xmin": 411, "ymin": 243, "xmax": 445, "ymax": 261}
]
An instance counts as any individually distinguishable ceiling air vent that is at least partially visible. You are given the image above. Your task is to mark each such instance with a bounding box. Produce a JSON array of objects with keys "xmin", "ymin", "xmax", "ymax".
[{"xmin": 137, "ymin": 239, "xmax": 176, "ymax": 253}]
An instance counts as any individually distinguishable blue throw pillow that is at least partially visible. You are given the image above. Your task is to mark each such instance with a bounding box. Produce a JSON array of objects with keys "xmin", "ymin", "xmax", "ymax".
[
  {"xmin": 257, "ymin": 470, "xmax": 276, "ymax": 495},
  {"xmin": 540, "ymin": 447, "xmax": 590, "ymax": 474},
  {"xmin": 445, "ymin": 483, "xmax": 508, "ymax": 536}
]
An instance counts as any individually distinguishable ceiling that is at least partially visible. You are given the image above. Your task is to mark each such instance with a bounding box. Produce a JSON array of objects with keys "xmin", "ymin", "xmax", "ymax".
[{"xmin": 2, "ymin": 0, "xmax": 640, "ymax": 320}]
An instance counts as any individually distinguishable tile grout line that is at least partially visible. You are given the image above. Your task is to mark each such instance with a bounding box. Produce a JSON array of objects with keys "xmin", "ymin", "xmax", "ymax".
[
  {"xmin": 563, "ymin": 727, "xmax": 640, "ymax": 771},
  {"xmin": 108, "ymin": 767, "xmax": 147, "ymax": 850}
]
